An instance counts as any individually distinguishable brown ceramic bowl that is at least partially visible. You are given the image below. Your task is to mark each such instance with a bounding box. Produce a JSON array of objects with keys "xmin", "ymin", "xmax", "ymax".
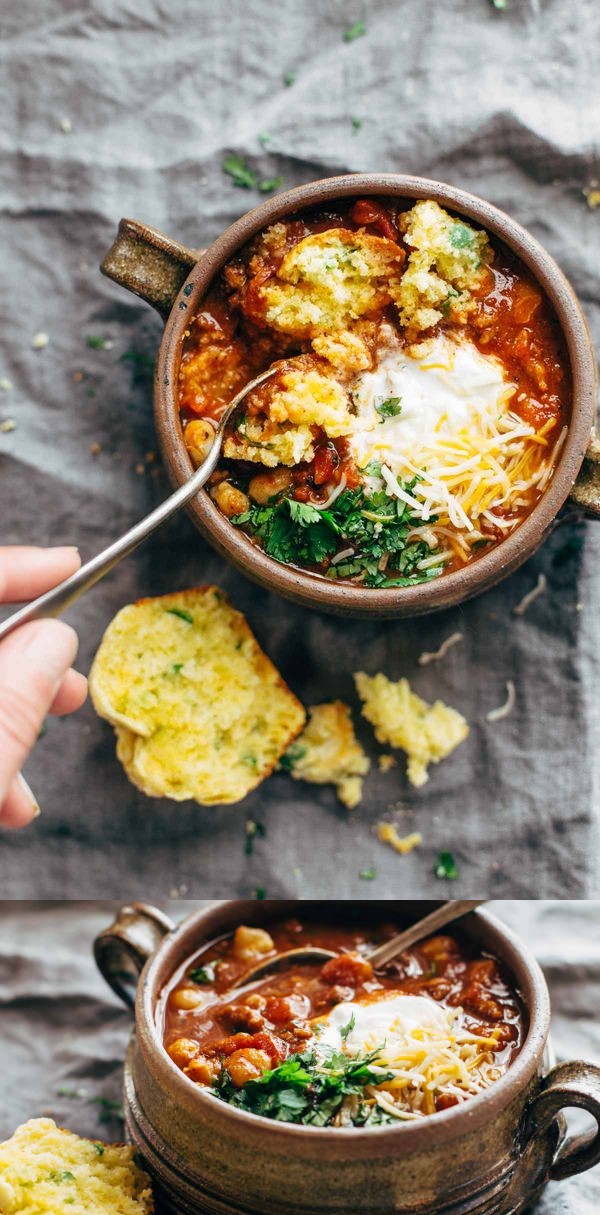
[
  {"xmin": 101, "ymin": 174, "xmax": 600, "ymax": 619},
  {"xmin": 95, "ymin": 900, "xmax": 600, "ymax": 1215}
]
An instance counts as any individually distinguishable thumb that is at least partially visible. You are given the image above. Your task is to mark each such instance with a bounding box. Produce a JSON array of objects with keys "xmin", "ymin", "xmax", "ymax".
[{"xmin": 0, "ymin": 619, "xmax": 79, "ymax": 802}]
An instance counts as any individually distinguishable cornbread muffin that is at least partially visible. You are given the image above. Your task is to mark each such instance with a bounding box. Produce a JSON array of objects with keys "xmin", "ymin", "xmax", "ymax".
[
  {"xmin": 0, "ymin": 1118, "xmax": 153, "ymax": 1215},
  {"xmin": 90, "ymin": 588, "xmax": 306, "ymax": 804},
  {"xmin": 258, "ymin": 228, "xmax": 405, "ymax": 337},
  {"xmin": 395, "ymin": 200, "xmax": 491, "ymax": 333},
  {"xmin": 354, "ymin": 671, "xmax": 469, "ymax": 787},
  {"xmin": 282, "ymin": 700, "xmax": 370, "ymax": 808}
]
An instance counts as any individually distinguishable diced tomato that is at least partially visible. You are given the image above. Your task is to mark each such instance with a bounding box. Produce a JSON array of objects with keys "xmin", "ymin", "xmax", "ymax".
[
  {"xmin": 312, "ymin": 443, "xmax": 340, "ymax": 486},
  {"xmin": 350, "ymin": 199, "xmax": 399, "ymax": 242},
  {"xmin": 320, "ymin": 952, "xmax": 374, "ymax": 986}
]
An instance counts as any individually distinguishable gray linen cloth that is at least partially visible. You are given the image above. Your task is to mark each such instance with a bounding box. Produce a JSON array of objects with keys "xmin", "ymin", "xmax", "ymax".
[
  {"xmin": 0, "ymin": 0, "xmax": 599, "ymax": 898},
  {"xmin": 0, "ymin": 900, "xmax": 599, "ymax": 1212}
]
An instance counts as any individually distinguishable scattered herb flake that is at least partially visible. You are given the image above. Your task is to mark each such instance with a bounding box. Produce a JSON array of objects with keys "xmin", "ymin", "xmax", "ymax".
[
  {"xmin": 254, "ymin": 885, "xmax": 266, "ymax": 900},
  {"xmin": 340, "ymin": 1013, "xmax": 356, "ymax": 1041},
  {"xmin": 245, "ymin": 819, "xmax": 266, "ymax": 856},
  {"xmin": 223, "ymin": 154, "xmax": 259, "ymax": 189},
  {"xmin": 351, "ymin": 116, "xmax": 362, "ymax": 132},
  {"xmin": 86, "ymin": 335, "xmax": 113, "ymax": 350},
  {"xmin": 166, "ymin": 607, "xmax": 194, "ymax": 624},
  {"xmin": 283, "ymin": 71, "xmax": 295, "ymax": 86},
  {"xmin": 359, "ymin": 867, "xmax": 377, "ymax": 880},
  {"xmin": 491, "ymin": 0, "xmax": 507, "ymax": 9},
  {"xmin": 376, "ymin": 396, "xmax": 402, "ymax": 420},
  {"xmin": 90, "ymin": 1096, "xmax": 124, "ymax": 1125},
  {"xmin": 343, "ymin": 20, "xmax": 366, "ymax": 42},
  {"xmin": 259, "ymin": 176, "xmax": 283, "ymax": 194},
  {"xmin": 434, "ymin": 851, "xmax": 459, "ymax": 880},
  {"xmin": 259, "ymin": 133, "xmax": 271, "ymax": 147},
  {"xmin": 189, "ymin": 962, "xmax": 216, "ymax": 984},
  {"xmin": 170, "ymin": 662, "xmax": 184, "ymax": 675}
]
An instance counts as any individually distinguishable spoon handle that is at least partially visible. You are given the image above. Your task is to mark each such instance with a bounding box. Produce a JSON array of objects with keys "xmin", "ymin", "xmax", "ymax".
[
  {"xmin": 368, "ymin": 900, "xmax": 485, "ymax": 969},
  {"xmin": 0, "ymin": 445, "xmax": 220, "ymax": 642},
  {"xmin": 0, "ymin": 368, "xmax": 276, "ymax": 643}
]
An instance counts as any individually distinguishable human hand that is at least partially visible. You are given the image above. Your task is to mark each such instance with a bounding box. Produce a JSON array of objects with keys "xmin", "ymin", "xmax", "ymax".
[{"xmin": 0, "ymin": 547, "xmax": 88, "ymax": 827}]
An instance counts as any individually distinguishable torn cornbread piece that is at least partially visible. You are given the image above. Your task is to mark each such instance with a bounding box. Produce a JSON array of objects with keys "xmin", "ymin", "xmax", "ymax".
[
  {"xmin": 258, "ymin": 228, "xmax": 405, "ymax": 338},
  {"xmin": 354, "ymin": 671, "xmax": 469, "ymax": 787},
  {"xmin": 281, "ymin": 700, "xmax": 370, "ymax": 809},
  {"xmin": 394, "ymin": 200, "xmax": 491, "ymax": 334},
  {"xmin": 0, "ymin": 1117, "xmax": 153, "ymax": 1215},
  {"xmin": 89, "ymin": 588, "xmax": 306, "ymax": 805},
  {"xmin": 222, "ymin": 356, "xmax": 354, "ymax": 468}
]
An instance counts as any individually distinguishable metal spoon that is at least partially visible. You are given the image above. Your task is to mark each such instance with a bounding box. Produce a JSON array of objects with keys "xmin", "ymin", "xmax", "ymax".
[
  {"xmin": 0, "ymin": 368, "xmax": 276, "ymax": 641},
  {"xmin": 229, "ymin": 900, "xmax": 485, "ymax": 990}
]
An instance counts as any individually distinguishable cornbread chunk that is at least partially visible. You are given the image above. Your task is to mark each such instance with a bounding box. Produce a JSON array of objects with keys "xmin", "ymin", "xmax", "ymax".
[
  {"xmin": 0, "ymin": 1118, "xmax": 153, "ymax": 1215},
  {"xmin": 394, "ymin": 200, "xmax": 491, "ymax": 334},
  {"xmin": 311, "ymin": 328, "xmax": 373, "ymax": 372},
  {"xmin": 90, "ymin": 588, "xmax": 306, "ymax": 805},
  {"xmin": 282, "ymin": 700, "xmax": 370, "ymax": 809},
  {"xmin": 223, "ymin": 357, "xmax": 354, "ymax": 468},
  {"xmin": 376, "ymin": 822, "xmax": 422, "ymax": 855},
  {"xmin": 354, "ymin": 671, "xmax": 469, "ymax": 787},
  {"xmin": 259, "ymin": 229, "xmax": 405, "ymax": 338}
]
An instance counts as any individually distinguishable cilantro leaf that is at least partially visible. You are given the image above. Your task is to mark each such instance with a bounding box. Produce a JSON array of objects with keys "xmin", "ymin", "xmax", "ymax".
[
  {"xmin": 344, "ymin": 20, "xmax": 366, "ymax": 42},
  {"xmin": 166, "ymin": 607, "xmax": 193, "ymax": 624},
  {"xmin": 189, "ymin": 962, "xmax": 216, "ymax": 984},
  {"xmin": 375, "ymin": 396, "xmax": 402, "ymax": 420},
  {"xmin": 223, "ymin": 154, "xmax": 259, "ymax": 189},
  {"xmin": 434, "ymin": 851, "xmax": 459, "ymax": 880},
  {"xmin": 259, "ymin": 176, "xmax": 283, "ymax": 194},
  {"xmin": 340, "ymin": 1013, "xmax": 356, "ymax": 1042}
]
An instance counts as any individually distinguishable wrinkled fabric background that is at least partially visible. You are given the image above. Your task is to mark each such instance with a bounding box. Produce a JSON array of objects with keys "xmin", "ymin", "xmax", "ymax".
[
  {"xmin": 0, "ymin": 0, "xmax": 599, "ymax": 899},
  {"xmin": 1, "ymin": 901, "xmax": 599, "ymax": 1213}
]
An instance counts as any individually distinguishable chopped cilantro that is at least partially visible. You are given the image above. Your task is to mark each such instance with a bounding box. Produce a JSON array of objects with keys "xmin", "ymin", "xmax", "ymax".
[
  {"xmin": 90, "ymin": 1096, "xmax": 124, "ymax": 1125},
  {"xmin": 86, "ymin": 335, "xmax": 112, "ymax": 349},
  {"xmin": 254, "ymin": 885, "xmax": 266, "ymax": 899},
  {"xmin": 94, "ymin": 1144, "xmax": 105, "ymax": 1156},
  {"xmin": 491, "ymin": 0, "xmax": 507, "ymax": 9},
  {"xmin": 279, "ymin": 742, "xmax": 307, "ymax": 772},
  {"xmin": 241, "ymin": 753, "xmax": 258, "ymax": 769},
  {"xmin": 351, "ymin": 116, "xmax": 362, "ymax": 132},
  {"xmin": 166, "ymin": 607, "xmax": 193, "ymax": 624},
  {"xmin": 57, "ymin": 1085, "xmax": 86, "ymax": 1098},
  {"xmin": 259, "ymin": 132, "xmax": 271, "ymax": 146},
  {"xmin": 434, "ymin": 851, "xmax": 459, "ymax": 880},
  {"xmin": 223, "ymin": 154, "xmax": 259, "ymax": 189},
  {"xmin": 283, "ymin": 71, "xmax": 295, "ymax": 86},
  {"xmin": 232, "ymin": 484, "xmax": 443, "ymax": 587},
  {"xmin": 359, "ymin": 867, "xmax": 377, "ymax": 880},
  {"xmin": 375, "ymin": 396, "xmax": 402, "ymax": 420},
  {"xmin": 245, "ymin": 819, "xmax": 266, "ymax": 856},
  {"xmin": 340, "ymin": 1013, "xmax": 356, "ymax": 1042},
  {"xmin": 449, "ymin": 223, "xmax": 474, "ymax": 250},
  {"xmin": 170, "ymin": 662, "xmax": 184, "ymax": 675},
  {"xmin": 343, "ymin": 20, "xmax": 366, "ymax": 42},
  {"xmin": 259, "ymin": 176, "xmax": 283, "ymax": 193},
  {"xmin": 215, "ymin": 1042, "xmax": 394, "ymax": 1126},
  {"xmin": 189, "ymin": 962, "xmax": 216, "ymax": 984}
]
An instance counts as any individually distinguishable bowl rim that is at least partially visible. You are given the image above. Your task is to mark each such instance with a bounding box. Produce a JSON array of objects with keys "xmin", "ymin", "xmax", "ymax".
[
  {"xmin": 154, "ymin": 172, "xmax": 597, "ymax": 615},
  {"xmin": 136, "ymin": 900, "xmax": 551, "ymax": 1150}
]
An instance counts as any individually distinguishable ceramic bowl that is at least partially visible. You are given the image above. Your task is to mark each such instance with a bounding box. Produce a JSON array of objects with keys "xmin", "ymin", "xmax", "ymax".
[
  {"xmin": 100, "ymin": 174, "xmax": 600, "ymax": 620},
  {"xmin": 95, "ymin": 900, "xmax": 600, "ymax": 1215}
]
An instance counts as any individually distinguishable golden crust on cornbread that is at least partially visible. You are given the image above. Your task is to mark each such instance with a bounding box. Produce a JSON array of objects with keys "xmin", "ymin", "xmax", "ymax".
[
  {"xmin": 0, "ymin": 1118, "xmax": 153, "ymax": 1215},
  {"xmin": 89, "ymin": 588, "xmax": 306, "ymax": 805},
  {"xmin": 244, "ymin": 228, "xmax": 405, "ymax": 338}
]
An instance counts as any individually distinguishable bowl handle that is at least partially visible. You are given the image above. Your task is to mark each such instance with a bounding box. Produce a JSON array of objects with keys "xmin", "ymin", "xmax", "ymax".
[
  {"xmin": 94, "ymin": 901, "xmax": 175, "ymax": 1010},
  {"xmin": 100, "ymin": 218, "xmax": 206, "ymax": 318},
  {"xmin": 567, "ymin": 436, "xmax": 600, "ymax": 518},
  {"xmin": 522, "ymin": 1060, "xmax": 600, "ymax": 1180}
]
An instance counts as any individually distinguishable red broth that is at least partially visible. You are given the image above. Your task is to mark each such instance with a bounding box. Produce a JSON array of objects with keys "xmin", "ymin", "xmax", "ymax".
[{"xmin": 163, "ymin": 919, "xmax": 525, "ymax": 1125}]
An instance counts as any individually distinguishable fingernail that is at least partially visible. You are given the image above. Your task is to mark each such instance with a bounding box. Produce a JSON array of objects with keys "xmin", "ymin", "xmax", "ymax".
[{"xmin": 18, "ymin": 773, "xmax": 41, "ymax": 818}]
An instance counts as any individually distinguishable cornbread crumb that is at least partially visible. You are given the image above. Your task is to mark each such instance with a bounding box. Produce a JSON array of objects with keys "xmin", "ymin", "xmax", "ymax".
[
  {"xmin": 90, "ymin": 588, "xmax": 306, "ymax": 805},
  {"xmin": 394, "ymin": 201, "xmax": 490, "ymax": 334},
  {"xmin": 32, "ymin": 332, "xmax": 49, "ymax": 350},
  {"xmin": 354, "ymin": 671, "xmax": 469, "ymax": 787},
  {"xmin": 0, "ymin": 1117, "xmax": 153, "ymax": 1214},
  {"xmin": 378, "ymin": 754, "xmax": 396, "ymax": 772},
  {"xmin": 311, "ymin": 329, "xmax": 372, "ymax": 372},
  {"xmin": 261, "ymin": 228, "xmax": 404, "ymax": 338},
  {"xmin": 282, "ymin": 700, "xmax": 370, "ymax": 809},
  {"xmin": 376, "ymin": 823, "xmax": 422, "ymax": 855}
]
